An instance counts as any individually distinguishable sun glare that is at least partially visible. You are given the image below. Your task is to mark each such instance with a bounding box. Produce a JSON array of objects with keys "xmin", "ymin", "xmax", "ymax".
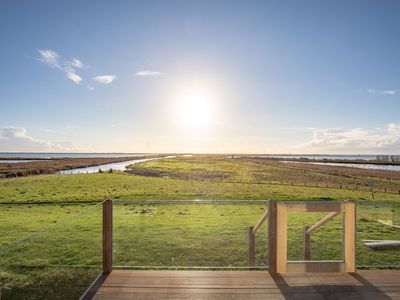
[{"xmin": 177, "ymin": 86, "xmax": 215, "ymax": 131}]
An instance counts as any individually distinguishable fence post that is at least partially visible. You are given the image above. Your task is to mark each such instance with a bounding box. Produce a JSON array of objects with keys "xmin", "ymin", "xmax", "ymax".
[
  {"xmin": 103, "ymin": 199, "xmax": 113, "ymax": 274},
  {"xmin": 303, "ymin": 226, "xmax": 311, "ymax": 260},
  {"xmin": 248, "ymin": 226, "xmax": 255, "ymax": 269}
]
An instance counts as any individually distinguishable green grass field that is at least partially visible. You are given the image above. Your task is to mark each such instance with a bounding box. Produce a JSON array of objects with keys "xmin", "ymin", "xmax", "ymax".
[{"xmin": 0, "ymin": 156, "xmax": 399, "ymax": 299}]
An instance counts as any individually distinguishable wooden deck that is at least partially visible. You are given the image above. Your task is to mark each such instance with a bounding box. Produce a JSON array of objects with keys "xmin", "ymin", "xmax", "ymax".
[{"xmin": 87, "ymin": 270, "xmax": 400, "ymax": 299}]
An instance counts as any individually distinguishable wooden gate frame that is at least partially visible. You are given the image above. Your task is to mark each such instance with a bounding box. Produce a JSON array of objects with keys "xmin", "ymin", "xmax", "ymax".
[{"xmin": 268, "ymin": 200, "xmax": 356, "ymax": 274}]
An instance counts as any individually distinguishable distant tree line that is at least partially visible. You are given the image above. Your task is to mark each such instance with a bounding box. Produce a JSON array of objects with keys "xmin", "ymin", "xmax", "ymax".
[{"xmin": 376, "ymin": 155, "xmax": 400, "ymax": 162}]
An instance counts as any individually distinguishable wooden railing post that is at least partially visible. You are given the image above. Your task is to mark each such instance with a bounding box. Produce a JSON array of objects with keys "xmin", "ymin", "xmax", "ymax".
[
  {"xmin": 303, "ymin": 226, "xmax": 311, "ymax": 260},
  {"xmin": 268, "ymin": 200, "xmax": 277, "ymax": 274},
  {"xmin": 248, "ymin": 226, "xmax": 255, "ymax": 269},
  {"xmin": 344, "ymin": 201, "xmax": 356, "ymax": 273},
  {"xmin": 103, "ymin": 200, "xmax": 113, "ymax": 274}
]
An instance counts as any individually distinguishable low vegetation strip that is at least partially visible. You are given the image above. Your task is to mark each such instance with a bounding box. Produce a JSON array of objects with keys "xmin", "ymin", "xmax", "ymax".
[
  {"xmin": 0, "ymin": 155, "xmax": 157, "ymax": 178},
  {"xmin": 1, "ymin": 172, "xmax": 400, "ymax": 203}
]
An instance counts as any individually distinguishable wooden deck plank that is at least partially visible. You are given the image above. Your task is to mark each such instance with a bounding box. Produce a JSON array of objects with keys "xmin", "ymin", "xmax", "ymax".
[{"xmin": 90, "ymin": 270, "xmax": 400, "ymax": 299}]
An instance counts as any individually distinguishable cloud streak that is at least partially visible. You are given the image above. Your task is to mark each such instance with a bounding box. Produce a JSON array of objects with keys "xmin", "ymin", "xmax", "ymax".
[
  {"xmin": 93, "ymin": 75, "xmax": 117, "ymax": 84},
  {"xmin": 38, "ymin": 49, "xmax": 86, "ymax": 84},
  {"xmin": 365, "ymin": 88, "xmax": 397, "ymax": 96},
  {"xmin": 135, "ymin": 70, "xmax": 162, "ymax": 76},
  {"xmin": 382, "ymin": 90, "xmax": 396, "ymax": 95}
]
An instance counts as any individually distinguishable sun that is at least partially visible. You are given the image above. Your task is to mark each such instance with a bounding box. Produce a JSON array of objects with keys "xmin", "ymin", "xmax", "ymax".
[{"xmin": 176, "ymin": 86, "xmax": 215, "ymax": 131}]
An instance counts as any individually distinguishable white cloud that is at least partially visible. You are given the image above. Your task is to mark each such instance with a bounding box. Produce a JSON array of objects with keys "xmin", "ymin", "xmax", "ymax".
[
  {"xmin": 382, "ymin": 90, "xmax": 396, "ymax": 95},
  {"xmin": 0, "ymin": 126, "xmax": 72, "ymax": 152},
  {"xmin": 367, "ymin": 88, "xmax": 376, "ymax": 94},
  {"xmin": 38, "ymin": 49, "xmax": 60, "ymax": 68},
  {"xmin": 38, "ymin": 49, "xmax": 86, "ymax": 84},
  {"xmin": 92, "ymin": 75, "xmax": 117, "ymax": 84},
  {"xmin": 65, "ymin": 71, "xmax": 82, "ymax": 84},
  {"xmin": 296, "ymin": 123, "xmax": 400, "ymax": 153},
  {"xmin": 69, "ymin": 58, "xmax": 87, "ymax": 69},
  {"xmin": 135, "ymin": 70, "xmax": 162, "ymax": 76}
]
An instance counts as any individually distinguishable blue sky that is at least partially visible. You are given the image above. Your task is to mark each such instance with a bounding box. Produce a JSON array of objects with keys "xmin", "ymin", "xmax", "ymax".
[{"xmin": 0, "ymin": 0, "xmax": 399, "ymax": 153}]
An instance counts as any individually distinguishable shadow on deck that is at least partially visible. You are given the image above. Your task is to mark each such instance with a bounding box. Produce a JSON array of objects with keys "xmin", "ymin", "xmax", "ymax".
[{"xmin": 82, "ymin": 270, "xmax": 400, "ymax": 300}]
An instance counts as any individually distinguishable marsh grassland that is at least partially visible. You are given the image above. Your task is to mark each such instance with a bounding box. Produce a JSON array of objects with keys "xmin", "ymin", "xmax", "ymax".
[{"xmin": 0, "ymin": 156, "xmax": 399, "ymax": 299}]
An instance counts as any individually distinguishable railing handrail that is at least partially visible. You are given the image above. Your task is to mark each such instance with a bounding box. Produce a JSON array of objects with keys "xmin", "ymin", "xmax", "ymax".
[
  {"xmin": 306, "ymin": 212, "xmax": 339, "ymax": 234},
  {"xmin": 248, "ymin": 209, "xmax": 269, "ymax": 269},
  {"xmin": 303, "ymin": 211, "xmax": 340, "ymax": 261},
  {"xmin": 252, "ymin": 210, "xmax": 268, "ymax": 235}
]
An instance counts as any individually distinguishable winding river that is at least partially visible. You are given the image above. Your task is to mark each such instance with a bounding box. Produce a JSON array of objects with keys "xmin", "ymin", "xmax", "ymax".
[{"xmin": 58, "ymin": 156, "xmax": 174, "ymax": 174}]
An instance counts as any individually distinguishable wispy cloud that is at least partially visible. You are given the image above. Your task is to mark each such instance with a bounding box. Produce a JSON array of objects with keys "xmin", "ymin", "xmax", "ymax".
[
  {"xmin": 0, "ymin": 126, "xmax": 72, "ymax": 151},
  {"xmin": 296, "ymin": 123, "xmax": 400, "ymax": 153},
  {"xmin": 135, "ymin": 70, "xmax": 162, "ymax": 77},
  {"xmin": 382, "ymin": 90, "xmax": 396, "ymax": 96},
  {"xmin": 96, "ymin": 103, "xmax": 109, "ymax": 107},
  {"xmin": 38, "ymin": 49, "xmax": 60, "ymax": 67},
  {"xmin": 285, "ymin": 126, "xmax": 316, "ymax": 131},
  {"xmin": 69, "ymin": 58, "xmax": 87, "ymax": 69},
  {"xmin": 38, "ymin": 49, "xmax": 86, "ymax": 84},
  {"xmin": 365, "ymin": 88, "xmax": 397, "ymax": 96},
  {"xmin": 93, "ymin": 75, "xmax": 117, "ymax": 84},
  {"xmin": 41, "ymin": 128, "xmax": 64, "ymax": 134}
]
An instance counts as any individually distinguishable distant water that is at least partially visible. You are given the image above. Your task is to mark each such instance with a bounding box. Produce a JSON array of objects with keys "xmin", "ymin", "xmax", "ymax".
[
  {"xmin": 282, "ymin": 161, "xmax": 400, "ymax": 172},
  {"xmin": 0, "ymin": 153, "xmax": 379, "ymax": 161},
  {"xmin": 258, "ymin": 155, "xmax": 377, "ymax": 161},
  {"xmin": 0, "ymin": 153, "xmax": 150, "ymax": 159},
  {"xmin": 0, "ymin": 160, "xmax": 41, "ymax": 163}
]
